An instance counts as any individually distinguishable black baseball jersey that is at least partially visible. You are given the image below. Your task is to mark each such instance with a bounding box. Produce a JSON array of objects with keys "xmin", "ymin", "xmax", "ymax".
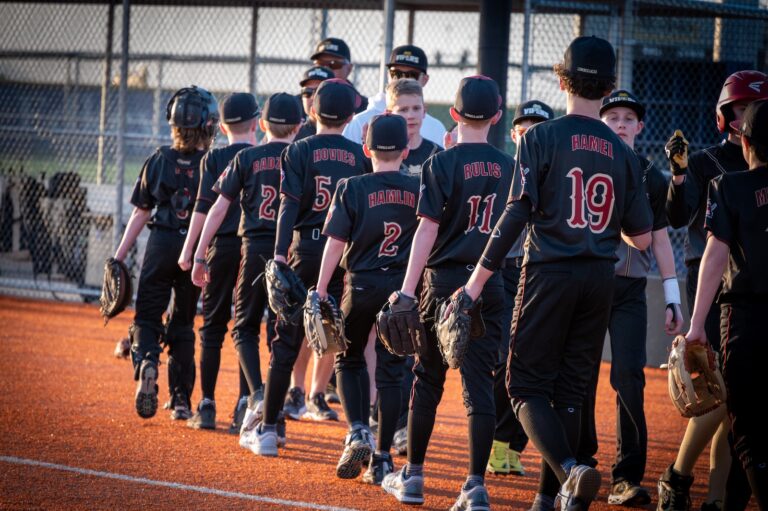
[
  {"xmin": 130, "ymin": 146, "xmax": 205, "ymax": 230},
  {"xmin": 279, "ymin": 133, "xmax": 371, "ymax": 230},
  {"xmin": 323, "ymin": 171, "xmax": 420, "ymax": 272},
  {"xmin": 667, "ymin": 140, "xmax": 746, "ymax": 263},
  {"xmin": 214, "ymin": 141, "xmax": 289, "ymax": 240},
  {"xmin": 705, "ymin": 166, "xmax": 768, "ymax": 299},
  {"xmin": 402, "ymin": 139, "xmax": 442, "ymax": 177},
  {"xmin": 295, "ymin": 120, "xmax": 317, "ymax": 141},
  {"xmin": 509, "ymin": 116, "xmax": 651, "ymax": 264},
  {"xmin": 615, "ymin": 154, "xmax": 669, "ymax": 278},
  {"xmin": 194, "ymin": 143, "xmax": 251, "ymax": 236},
  {"xmin": 418, "ymin": 143, "xmax": 513, "ymax": 267}
]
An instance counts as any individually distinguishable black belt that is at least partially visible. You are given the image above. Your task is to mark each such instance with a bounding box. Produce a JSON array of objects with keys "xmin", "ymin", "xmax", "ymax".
[{"xmin": 297, "ymin": 227, "xmax": 323, "ymax": 241}]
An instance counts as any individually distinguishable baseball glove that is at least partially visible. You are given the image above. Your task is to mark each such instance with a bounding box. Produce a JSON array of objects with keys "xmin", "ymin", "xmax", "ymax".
[
  {"xmin": 376, "ymin": 291, "xmax": 427, "ymax": 357},
  {"xmin": 665, "ymin": 335, "xmax": 726, "ymax": 418},
  {"xmin": 99, "ymin": 257, "xmax": 132, "ymax": 325},
  {"xmin": 435, "ymin": 287, "xmax": 484, "ymax": 369},
  {"xmin": 303, "ymin": 289, "xmax": 348, "ymax": 357},
  {"xmin": 114, "ymin": 337, "xmax": 131, "ymax": 359},
  {"xmin": 263, "ymin": 259, "xmax": 307, "ymax": 325},
  {"xmin": 665, "ymin": 130, "xmax": 689, "ymax": 176}
]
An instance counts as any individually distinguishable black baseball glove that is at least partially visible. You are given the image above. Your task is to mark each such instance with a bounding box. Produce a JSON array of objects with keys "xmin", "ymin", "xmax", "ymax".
[
  {"xmin": 99, "ymin": 257, "xmax": 132, "ymax": 325},
  {"xmin": 376, "ymin": 291, "xmax": 427, "ymax": 357},
  {"xmin": 263, "ymin": 259, "xmax": 307, "ymax": 325},
  {"xmin": 303, "ymin": 289, "xmax": 348, "ymax": 357},
  {"xmin": 435, "ymin": 287, "xmax": 484, "ymax": 369}
]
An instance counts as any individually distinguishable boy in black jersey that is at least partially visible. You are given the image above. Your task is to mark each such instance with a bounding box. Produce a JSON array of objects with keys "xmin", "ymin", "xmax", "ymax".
[
  {"xmin": 177, "ymin": 92, "xmax": 259, "ymax": 431},
  {"xmin": 660, "ymin": 71, "xmax": 768, "ymax": 511},
  {"xmin": 317, "ymin": 114, "xmax": 420, "ymax": 484},
  {"xmin": 248, "ymin": 79, "xmax": 370, "ymax": 456},
  {"xmin": 686, "ymin": 99, "xmax": 768, "ymax": 511},
  {"xmin": 114, "ymin": 86, "xmax": 218, "ymax": 420},
  {"xmin": 190, "ymin": 92, "xmax": 302, "ymax": 454},
  {"xmin": 381, "ymin": 75, "xmax": 511, "ymax": 509},
  {"xmin": 456, "ymin": 37, "xmax": 652, "ymax": 511}
]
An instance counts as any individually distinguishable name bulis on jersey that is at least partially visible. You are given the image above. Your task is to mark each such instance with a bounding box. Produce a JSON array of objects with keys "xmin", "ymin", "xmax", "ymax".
[{"xmin": 464, "ymin": 161, "xmax": 502, "ymax": 180}]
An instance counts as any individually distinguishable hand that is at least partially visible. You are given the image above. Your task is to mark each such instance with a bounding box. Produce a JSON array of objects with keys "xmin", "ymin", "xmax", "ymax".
[
  {"xmin": 443, "ymin": 126, "xmax": 458, "ymax": 149},
  {"xmin": 178, "ymin": 250, "xmax": 192, "ymax": 271},
  {"xmin": 191, "ymin": 258, "xmax": 209, "ymax": 288},
  {"xmin": 664, "ymin": 303, "xmax": 683, "ymax": 336},
  {"xmin": 665, "ymin": 130, "xmax": 689, "ymax": 176},
  {"xmin": 315, "ymin": 286, "xmax": 329, "ymax": 301},
  {"xmin": 684, "ymin": 323, "xmax": 708, "ymax": 347}
]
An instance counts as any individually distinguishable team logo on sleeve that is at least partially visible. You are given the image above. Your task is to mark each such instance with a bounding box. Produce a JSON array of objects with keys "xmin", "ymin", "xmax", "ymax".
[{"xmin": 705, "ymin": 197, "xmax": 717, "ymax": 219}]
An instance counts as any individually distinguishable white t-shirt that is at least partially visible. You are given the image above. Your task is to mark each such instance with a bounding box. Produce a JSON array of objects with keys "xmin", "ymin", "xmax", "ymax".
[{"xmin": 342, "ymin": 91, "xmax": 447, "ymax": 147}]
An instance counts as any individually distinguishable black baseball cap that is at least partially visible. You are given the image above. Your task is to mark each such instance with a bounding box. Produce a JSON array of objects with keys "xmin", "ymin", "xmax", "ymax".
[
  {"xmin": 513, "ymin": 100, "xmax": 555, "ymax": 125},
  {"xmin": 387, "ymin": 45, "xmax": 428, "ymax": 73},
  {"xmin": 299, "ymin": 66, "xmax": 334, "ymax": 87},
  {"xmin": 366, "ymin": 113, "xmax": 408, "ymax": 152},
  {"xmin": 564, "ymin": 36, "xmax": 616, "ymax": 79},
  {"xmin": 220, "ymin": 92, "xmax": 259, "ymax": 124},
  {"xmin": 314, "ymin": 78, "xmax": 361, "ymax": 121},
  {"xmin": 262, "ymin": 93, "xmax": 302, "ymax": 125},
  {"xmin": 454, "ymin": 75, "xmax": 502, "ymax": 121},
  {"xmin": 311, "ymin": 37, "xmax": 351, "ymax": 61},
  {"xmin": 600, "ymin": 90, "xmax": 646, "ymax": 121},
  {"xmin": 731, "ymin": 98, "xmax": 768, "ymax": 147}
]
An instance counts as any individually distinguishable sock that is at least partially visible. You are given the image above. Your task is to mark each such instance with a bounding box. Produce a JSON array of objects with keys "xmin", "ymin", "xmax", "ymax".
[
  {"xmin": 516, "ymin": 397, "xmax": 575, "ymax": 484},
  {"xmin": 406, "ymin": 463, "xmax": 423, "ymax": 478},
  {"xmin": 539, "ymin": 458, "xmax": 562, "ymax": 498},
  {"xmin": 561, "ymin": 457, "xmax": 577, "ymax": 477},
  {"xmin": 408, "ymin": 410, "xmax": 436, "ymax": 465},
  {"xmin": 200, "ymin": 397, "xmax": 215, "ymax": 407},
  {"xmin": 261, "ymin": 423, "xmax": 276, "ymax": 433},
  {"xmin": 263, "ymin": 367, "xmax": 291, "ymax": 424},
  {"xmin": 337, "ymin": 367, "xmax": 365, "ymax": 425},
  {"xmin": 235, "ymin": 341, "xmax": 262, "ymax": 394},
  {"xmin": 377, "ymin": 386, "xmax": 401, "ymax": 452},
  {"xmin": 350, "ymin": 420, "xmax": 365, "ymax": 431},
  {"xmin": 199, "ymin": 346, "xmax": 221, "ymax": 400},
  {"xmin": 464, "ymin": 474, "xmax": 484, "ymax": 490},
  {"xmin": 238, "ymin": 365, "xmax": 249, "ymax": 398},
  {"xmin": 468, "ymin": 414, "xmax": 496, "ymax": 476},
  {"xmin": 532, "ymin": 493, "xmax": 555, "ymax": 510},
  {"xmin": 359, "ymin": 368, "xmax": 371, "ymax": 428}
]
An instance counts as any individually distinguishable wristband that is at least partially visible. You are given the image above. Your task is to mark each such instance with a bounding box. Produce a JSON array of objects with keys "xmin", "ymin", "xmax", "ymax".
[
  {"xmin": 663, "ymin": 277, "xmax": 681, "ymax": 305},
  {"xmin": 194, "ymin": 257, "xmax": 207, "ymax": 265}
]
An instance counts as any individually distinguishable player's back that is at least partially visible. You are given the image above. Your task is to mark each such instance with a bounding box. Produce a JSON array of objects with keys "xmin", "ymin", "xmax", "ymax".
[
  {"xmin": 419, "ymin": 142, "xmax": 513, "ymax": 267},
  {"xmin": 198, "ymin": 143, "xmax": 251, "ymax": 236},
  {"xmin": 516, "ymin": 115, "xmax": 650, "ymax": 264}
]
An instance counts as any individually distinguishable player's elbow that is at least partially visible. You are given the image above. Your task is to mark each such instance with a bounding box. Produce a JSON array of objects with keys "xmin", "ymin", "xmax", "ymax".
[{"xmin": 624, "ymin": 230, "xmax": 652, "ymax": 251}]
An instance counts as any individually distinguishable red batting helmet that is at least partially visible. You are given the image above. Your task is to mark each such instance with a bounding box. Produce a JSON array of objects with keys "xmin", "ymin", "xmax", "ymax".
[{"xmin": 716, "ymin": 70, "xmax": 768, "ymax": 133}]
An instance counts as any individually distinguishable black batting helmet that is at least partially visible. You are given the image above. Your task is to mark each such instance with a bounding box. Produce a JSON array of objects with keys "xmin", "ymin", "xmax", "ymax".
[{"xmin": 166, "ymin": 85, "xmax": 219, "ymax": 129}]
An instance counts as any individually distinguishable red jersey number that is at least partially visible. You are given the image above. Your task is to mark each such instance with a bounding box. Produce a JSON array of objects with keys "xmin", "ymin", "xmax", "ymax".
[
  {"xmin": 566, "ymin": 168, "xmax": 615, "ymax": 234},
  {"xmin": 465, "ymin": 194, "xmax": 497, "ymax": 234},
  {"xmin": 259, "ymin": 184, "xmax": 278, "ymax": 221},
  {"xmin": 312, "ymin": 176, "xmax": 333, "ymax": 212},
  {"xmin": 379, "ymin": 222, "xmax": 402, "ymax": 257}
]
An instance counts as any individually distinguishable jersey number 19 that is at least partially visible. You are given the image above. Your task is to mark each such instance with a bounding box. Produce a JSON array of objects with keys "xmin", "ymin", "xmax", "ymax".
[{"xmin": 566, "ymin": 168, "xmax": 614, "ymax": 234}]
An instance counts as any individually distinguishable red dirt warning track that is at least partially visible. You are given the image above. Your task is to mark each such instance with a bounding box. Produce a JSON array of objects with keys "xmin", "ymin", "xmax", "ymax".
[{"xmin": 0, "ymin": 296, "xmax": 730, "ymax": 510}]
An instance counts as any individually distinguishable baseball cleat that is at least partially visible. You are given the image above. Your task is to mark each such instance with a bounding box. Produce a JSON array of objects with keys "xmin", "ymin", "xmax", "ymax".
[
  {"xmin": 135, "ymin": 359, "xmax": 158, "ymax": 419},
  {"xmin": 382, "ymin": 465, "xmax": 424, "ymax": 505},
  {"xmin": 556, "ymin": 464, "xmax": 601, "ymax": 511},
  {"xmin": 363, "ymin": 451, "xmax": 394, "ymax": 485},
  {"xmin": 306, "ymin": 392, "xmax": 338, "ymax": 421},
  {"xmin": 450, "ymin": 484, "xmax": 491, "ymax": 511},
  {"xmin": 228, "ymin": 395, "xmax": 249, "ymax": 434},
  {"xmin": 336, "ymin": 427, "xmax": 374, "ymax": 479},
  {"xmin": 283, "ymin": 386, "xmax": 307, "ymax": 420},
  {"xmin": 250, "ymin": 423, "xmax": 278, "ymax": 457},
  {"xmin": 657, "ymin": 464, "xmax": 693, "ymax": 511},
  {"xmin": 607, "ymin": 481, "xmax": 650, "ymax": 506},
  {"xmin": 187, "ymin": 399, "xmax": 216, "ymax": 430}
]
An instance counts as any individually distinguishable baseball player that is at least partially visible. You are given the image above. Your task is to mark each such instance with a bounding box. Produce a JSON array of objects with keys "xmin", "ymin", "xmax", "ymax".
[
  {"xmin": 113, "ymin": 86, "xmax": 218, "ymax": 420},
  {"xmin": 381, "ymin": 75, "xmax": 511, "ymax": 510},
  {"xmin": 311, "ymin": 37, "xmax": 368, "ymax": 114},
  {"xmin": 176, "ymin": 92, "xmax": 258, "ymax": 431},
  {"xmin": 343, "ymin": 44, "xmax": 446, "ymax": 147},
  {"xmin": 685, "ymin": 98, "xmax": 768, "ymax": 511},
  {"xmin": 455, "ymin": 37, "xmax": 653, "ymax": 511},
  {"xmin": 316, "ymin": 113, "xmax": 420, "ymax": 484},
  {"xmin": 190, "ymin": 93, "xmax": 302, "ymax": 451},
  {"xmin": 487, "ymin": 99, "xmax": 555, "ymax": 478},
  {"xmin": 296, "ymin": 66, "xmax": 334, "ymax": 141},
  {"xmin": 660, "ymin": 71, "xmax": 767, "ymax": 511},
  {"xmin": 247, "ymin": 79, "xmax": 371, "ymax": 456}
]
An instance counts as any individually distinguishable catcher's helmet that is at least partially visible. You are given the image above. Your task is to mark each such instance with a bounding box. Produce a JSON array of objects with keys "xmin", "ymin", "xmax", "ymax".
[
  {"xmin": 166, "ymin": 85, "xmax": 219, "ymax": 129},
  {"xmin": 716, "ymin": 70, "xmax": 768, "ymax": 133}
]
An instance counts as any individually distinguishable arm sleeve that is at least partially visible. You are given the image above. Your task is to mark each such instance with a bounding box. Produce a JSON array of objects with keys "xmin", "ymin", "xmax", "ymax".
[
  {"xmin": 279, "ymin": 143, "xmax": 305, "ymax": 202},
  {"xmin": 645, "ymin": 160, "xmax": 669, "ymax": 231},
  {"xmin": 621, "ymin": 154, "xmax": 653, "ymax": 236},
  {"xmin": 214, "ymin": 154, "xmax": 243, "ymax": 202},
  {"xmin": 194, "ymin": 152, "xmax": 218, "ymax": 214},
  {"xmin": 275, "ymin": 195, "xmax": 300, "ymax": 257},
  {"xmin": 479, "ymin": 196, "xmax": 532, "ymax": 271},
  {"xmin": 322, "ymin": 179, "xmax": 353, "ymax": 241},
  {"xmin": 508, "ymin": 132, "xmax": 540, "ymax": 209},
  {"xmin": 704, "ymin": 176, "xmax": 733, "ymax": 246},
  {"xmin": 416, "ymin": 155, "xmax": 451, "ymax": 223},
  {"xmin": 130, "ymin": 155, "xmax": 156, "ymax": 210}
]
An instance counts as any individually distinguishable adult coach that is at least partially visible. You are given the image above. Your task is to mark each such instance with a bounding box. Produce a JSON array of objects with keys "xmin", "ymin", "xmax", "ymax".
[
  {"xmin": 685, "ymin": 99, "xmax": 768, "ymax": 511},
  {"xmin": 311, "ymin": 37, "xmax": 368, "ymax": 114},
  {"xmin": 456, "ymin": 37, "xmax": 652, "ymax": 511},
  {"xmin": 343, "ymin": 45, "xmax": 446, "ymax": 146}
]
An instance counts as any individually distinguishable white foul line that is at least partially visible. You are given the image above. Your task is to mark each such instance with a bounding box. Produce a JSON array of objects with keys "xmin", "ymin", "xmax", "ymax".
[{"xmin": 1, "ymin": 455, "xmax": 359, "ymax": 511}]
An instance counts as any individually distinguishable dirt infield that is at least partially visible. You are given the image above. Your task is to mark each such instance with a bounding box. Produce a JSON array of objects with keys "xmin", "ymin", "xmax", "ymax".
[{"xmin": 0, "ymin": 296, "xmax": 734, "ymax": 510}]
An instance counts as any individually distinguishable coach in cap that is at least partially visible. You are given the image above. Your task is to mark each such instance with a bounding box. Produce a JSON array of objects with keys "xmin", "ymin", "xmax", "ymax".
[
  {"xmin": 343, "ymin": 44, "xmax": 447, "ymax": 147},
  {"xmin": 311, "ymin": 37, "xmax": 368, "ymax": 114}
]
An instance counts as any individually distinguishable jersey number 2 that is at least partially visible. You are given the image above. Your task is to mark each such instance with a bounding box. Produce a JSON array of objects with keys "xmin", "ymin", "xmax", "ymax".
[
  {"xmin": 465, "ymin": 194, "xmax": 497, "ymax": 234},
  {"xmin": 379, "ymin": 222, "xmax": 402, "ymax": 257},
  {"xmin": 566, "ymin": 168, "xmax": 614, "ymax": 234},
  {"xmin": 259, "ymin": 185, "xmax": 278, "ymax": 220}
]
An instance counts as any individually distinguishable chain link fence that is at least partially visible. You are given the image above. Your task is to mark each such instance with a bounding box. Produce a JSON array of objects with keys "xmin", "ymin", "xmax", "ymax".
[{"xmin": 1, "ymin": 0, "xmax": 766, "ymax": 300}]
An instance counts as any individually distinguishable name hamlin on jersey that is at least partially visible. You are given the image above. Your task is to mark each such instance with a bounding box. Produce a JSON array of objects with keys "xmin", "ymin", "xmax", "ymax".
[
  {"xmin": 463, "ymin": 161, "xmax": 502, "ymax": 180},
  {"xmin": 368, "ymin": 189, "xmax": 416, "ymax": 208},
  {"xmin": 571, "ymin": 134, "xmax": 614, "ymax": 159},
  {"xmin": 313, "ymin": 148, "xmax": 356, "ymax": 166}
]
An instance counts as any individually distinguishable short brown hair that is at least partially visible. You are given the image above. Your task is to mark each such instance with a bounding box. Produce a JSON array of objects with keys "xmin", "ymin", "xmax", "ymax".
[
  {"xmin": 171, "ymin": 126, "xmax": 215, "ymax": 153},
  {"xmin": 553, "ymin": 62, "xmax": 615, "ymax": 101},
  {"xmin": 386, "ymin": 79, "xmax": 423, "ymax": 109},
  {"xmin": 317, "ymin": 116, "xmax": 348, "ymax": 129},
  {"xmin": 223, "ymin": 119, "xmax": 254, "ymax": 136},
  {"xmin": 265, "ymin": 121, "xmax": 299, "ymax": 139},
  {"xmin": 369, "ymin": 149, "xmax": 403, "ymax": 163}
]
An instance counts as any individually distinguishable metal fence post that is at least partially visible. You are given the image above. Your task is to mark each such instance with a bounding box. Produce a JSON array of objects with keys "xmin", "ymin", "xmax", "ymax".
[
  {"xmin": 618, "ymin": 0, "xmax": 635, "ymax": 91},
  {"xmin": 97, "ymin": 1, "xmax": 115, "ymax": 186},
  {"xmin": 249, "ymin": 5, "xmax": 259, "ymax": 95},
  {"xmin": 114, "ymin": 0, "xmax": 130, "ymax": 251},
  {"xmin": 479, "ymin": 0, "xmax": 511, "ymax": 149},
  {"xmin": 521, "ymin": 0, "xmax": 532, "ymax": 103},
  {"xmin": 380, "ymin": 0, "xmax": 396, "ymax": 94}
]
